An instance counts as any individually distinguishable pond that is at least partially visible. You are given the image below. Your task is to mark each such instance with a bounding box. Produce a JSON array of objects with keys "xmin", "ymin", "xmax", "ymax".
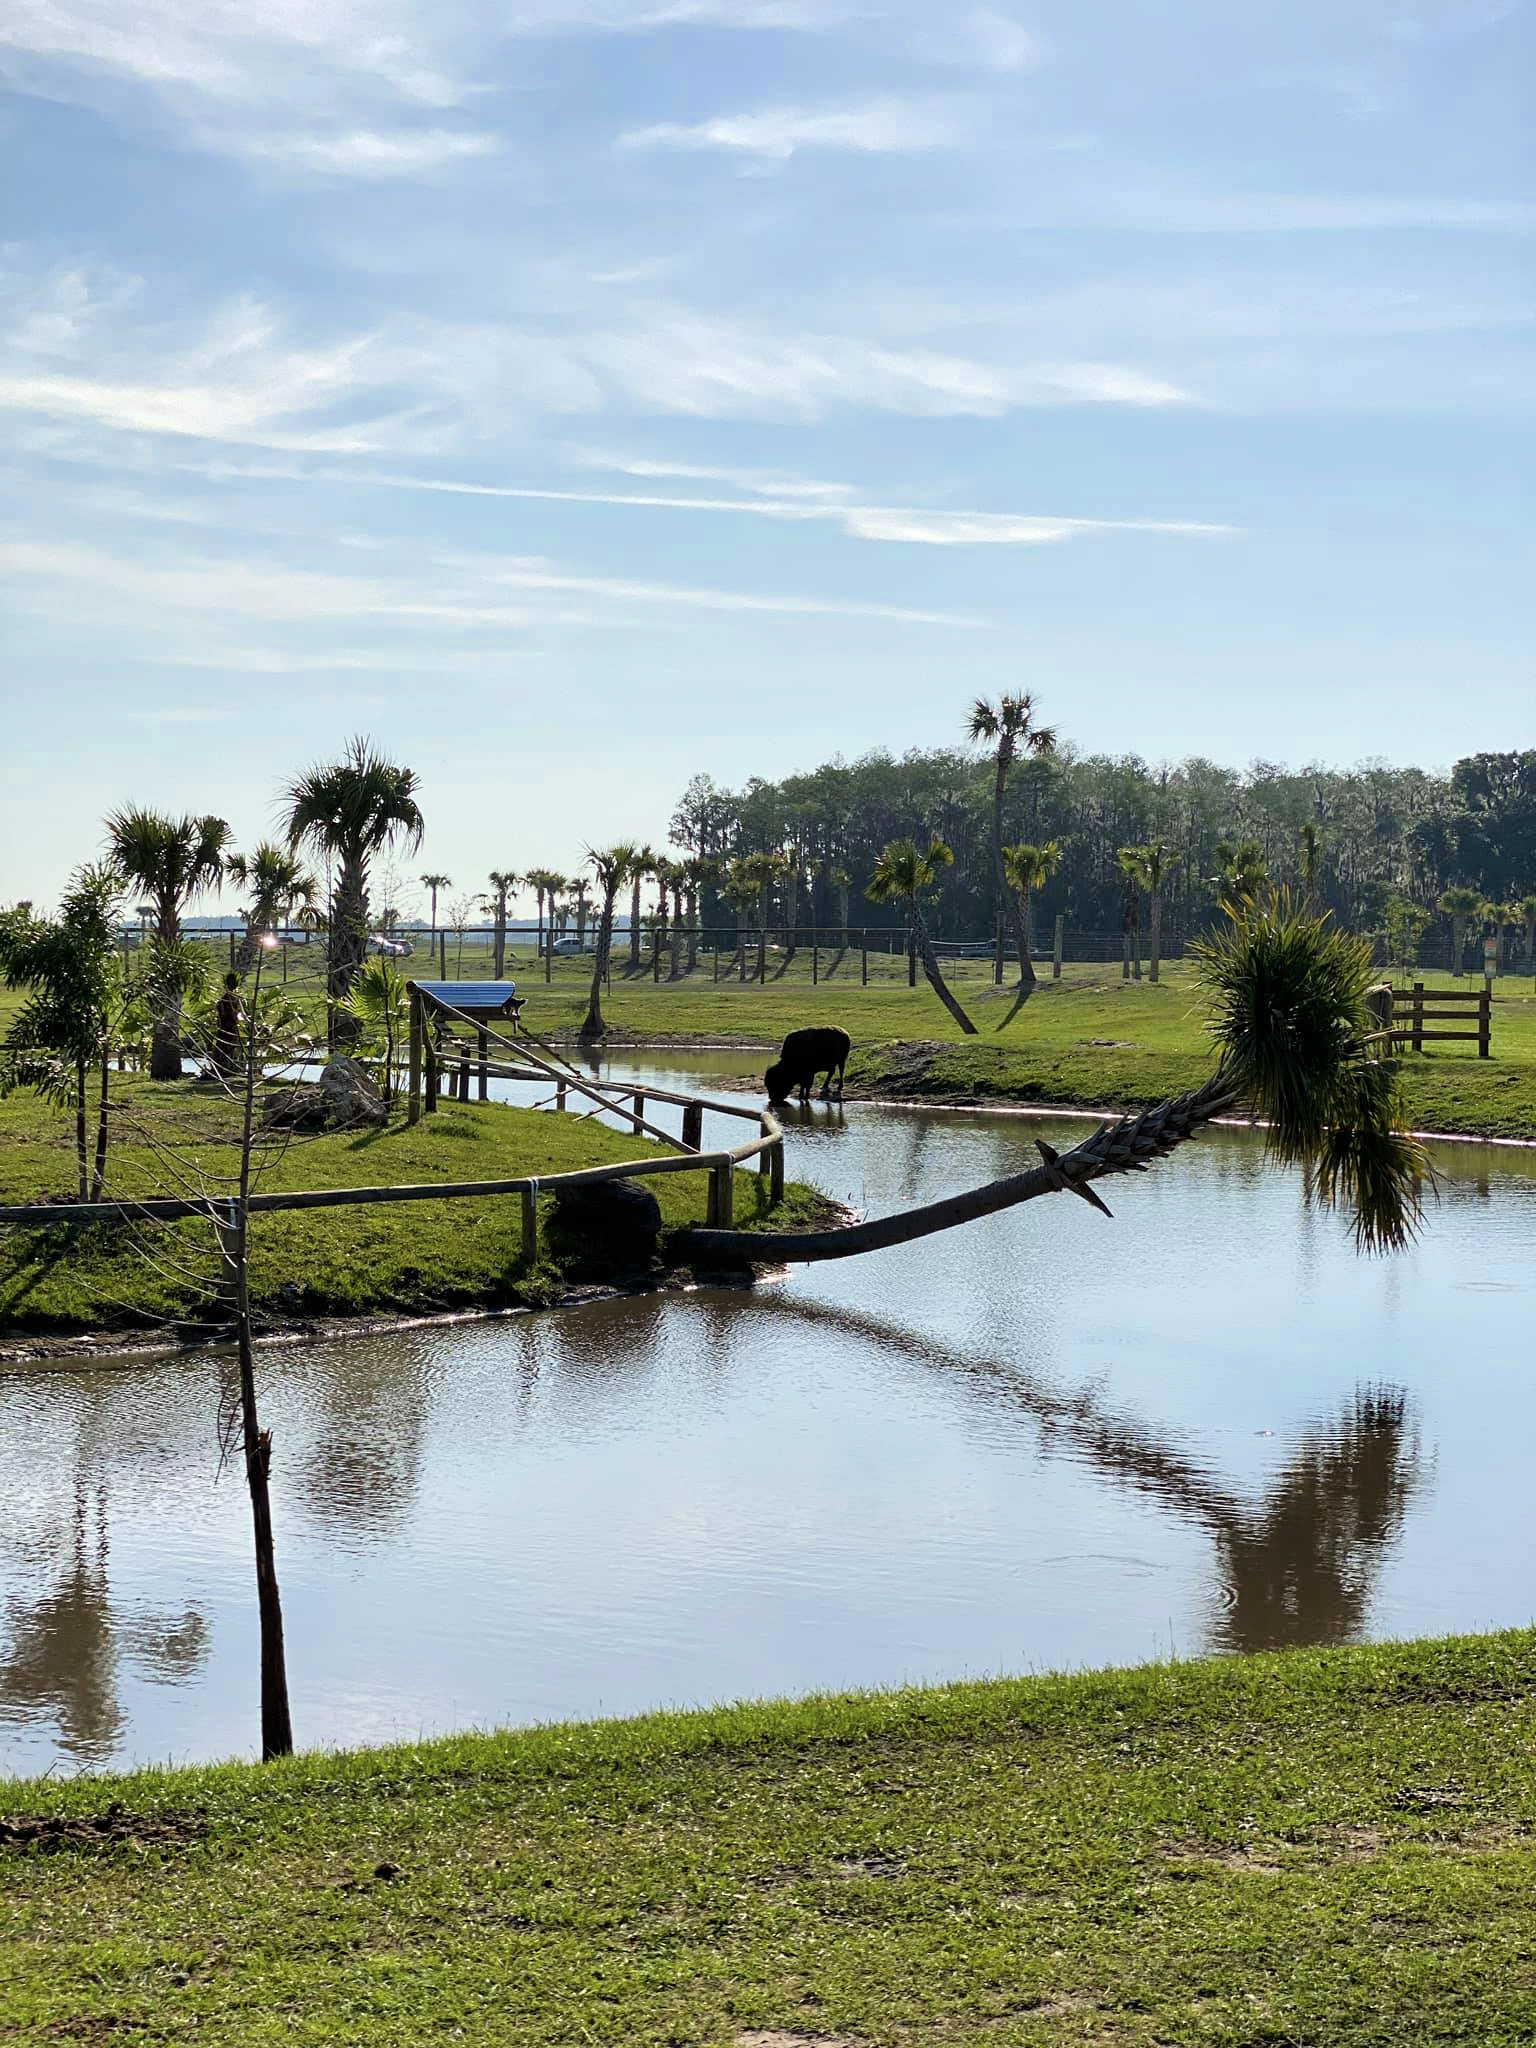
[{"xmin": 2, "ymin": 1050, "xmax": 1533, "ymax": 1776}]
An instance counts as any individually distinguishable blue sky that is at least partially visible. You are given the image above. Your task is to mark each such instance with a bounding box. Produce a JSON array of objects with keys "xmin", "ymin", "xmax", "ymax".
[{"xmin": 3, "ymin": 0, "xmax": 1532, "ymax": 910}]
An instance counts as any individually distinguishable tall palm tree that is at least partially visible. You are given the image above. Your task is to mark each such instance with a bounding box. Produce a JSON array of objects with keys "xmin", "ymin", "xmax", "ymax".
[
  {"xmin": 570, "ymin": 877, "xmax": 592, "ymax": 949},
  {"xmin": 627, "ymin": 847, "xmax": 656, "ymax": 970},
  {"xmin": 283, "ymin": 739, "xmax": 424, "ymax": 1024},
  {"xmin": 967, "ymin": 693, "xmax": 1057, "ymax": 986},
  {"xmin": 419, "ymin": 872, "xmax": 452, "ymax": 969},
  {"xmin": 1000, "ymin": 841, "xmax": 1062, "ymax": 987},
  {"xmin": 580, "ymin": 844, "xmax": 640, "ymax": 1038},
  {"xmin": 521, "ymin": 869, "xmax": 562, "ymax": 962},
  {"xmin": 105, "ymin": 807, "xmax": 231, "ymax": 1079},
  {"xmin": 738, "ymin": 850, "xmax": 789, "ymax": 982},
  {"xmin": 484, "ymin": 869, "xmax": 518, "ymax": 979},
  {"xmin": 720, "ymin": 863, "xmax": 758, "ymax": 977},
  {"xmin": 1116, "ymin": 847, "xmax": 1146, "ymax": 981},
  {"xmin": 1132, "ymin": 841, "xmax": 1179, "ymax": 983},
  {"xmin": 1437, "ymin": 885, "xmax": 1482, "ymax": 979},
  {"xmin": 866, "ymin": 838, "xmax": 978, "ymax": 1035},
  {"xmin": 227, "ymin": 844, "xmax": 316, "ymax": 973}
]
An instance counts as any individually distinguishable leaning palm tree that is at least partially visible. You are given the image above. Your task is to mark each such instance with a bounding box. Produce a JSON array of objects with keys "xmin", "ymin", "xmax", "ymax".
[
  {"xmin": 484, "ymin": 869, "xmax": 518, "ymax": 979},
  {"xmin": 580, "ymin": 844, "xmax": 640, "ymax": 1038},
  {"xmin": 1436, "ymin": 885, "xmax": 1483, "ymax": 979},
  {"xmin": 866, "ymin": 838, "xmax": 978, "ymax": 1035},
  {"xmin": 227, "ymin": 844, "xmax": 316, "ymax": 973},
  {"xmin": 105, "ymin": 807, "xmax": 231, "ymax": 1079},
  {"xmin": 967, "ymin": 693, "xmax": 1056, "ymax": 986},
  {"xmin": 1000, "ymin": 841, "xmax": 1062, "ymax": 988},
  {"xmin": 680, "ymin": 896, "xmax": 1427, "ymax": 1267},
  {"xmin": 283, "ymin": 740, "xmax": 425, "ymax": 1026}
]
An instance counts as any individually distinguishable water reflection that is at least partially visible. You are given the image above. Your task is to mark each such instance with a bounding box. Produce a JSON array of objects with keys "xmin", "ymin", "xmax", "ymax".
[
  {"xmin": 0, "ymin": 1478, "xmax": 208, "ymax": 1763},
  {"xmin": 767, "ymin": 1295, "xmax": 1421, "ymax": 1655}
]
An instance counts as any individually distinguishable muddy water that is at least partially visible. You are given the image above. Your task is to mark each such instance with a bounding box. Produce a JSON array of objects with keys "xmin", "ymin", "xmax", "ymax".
[{"xmin": 3, "ymin": 1050, "xmax": 1533, "ymax": 1775}]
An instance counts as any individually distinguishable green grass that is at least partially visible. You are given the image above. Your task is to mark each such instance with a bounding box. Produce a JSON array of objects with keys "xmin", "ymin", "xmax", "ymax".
[
  {"xmin": 0, "ymin": 1082, "xmax": 826, "ymax": 1338},
  {"xmin": 3, "ymin": 1629, "xmax": 1534, "ymax": 2044},
  {"xmin": 458, "ymin": 951, "xmax": 1536, "ymax": 1140}
]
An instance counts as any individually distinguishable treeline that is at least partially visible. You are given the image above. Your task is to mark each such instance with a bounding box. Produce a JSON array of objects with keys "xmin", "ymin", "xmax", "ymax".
[{"xmin": 669, "ymin": 744, "xmax": 1536, "ymax": 951}]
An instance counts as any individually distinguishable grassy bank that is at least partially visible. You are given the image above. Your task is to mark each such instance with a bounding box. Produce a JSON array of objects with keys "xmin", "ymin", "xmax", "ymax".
[
  {"xmin": 531, "ymin": 957, "xmax": 1535, "ymax": 1139},
  {"xmin": 4, "ymin": 1629, "xmax": 1534, "ymax": 2044},
  {"xmin": 0, "ymin": 1082, "xmax": 825, "ymax": 1340}
]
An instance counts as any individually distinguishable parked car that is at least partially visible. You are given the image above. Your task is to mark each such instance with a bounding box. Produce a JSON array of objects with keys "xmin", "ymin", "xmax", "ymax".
[
  {"xmin": 367, "ymin": 934, "xmax": 413, "ymax": 957},
  {"xmin": 547, "ymin": 936, "xmax": 593, "ymax": 955}
]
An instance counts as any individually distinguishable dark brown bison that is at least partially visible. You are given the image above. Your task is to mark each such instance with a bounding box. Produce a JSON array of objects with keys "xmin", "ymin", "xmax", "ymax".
[{"xmin": 764, "ymin": 1027, "xmax": 850, "ymax": 1105}]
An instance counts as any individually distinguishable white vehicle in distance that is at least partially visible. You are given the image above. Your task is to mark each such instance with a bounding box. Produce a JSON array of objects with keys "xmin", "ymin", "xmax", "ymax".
[
  {"xmin": 546, "ymin": 936, "xmax": 593, "ymax": 955},
  {"xmin": 366, "ymin": 934, "xmax": 413, "ymax": 957}
]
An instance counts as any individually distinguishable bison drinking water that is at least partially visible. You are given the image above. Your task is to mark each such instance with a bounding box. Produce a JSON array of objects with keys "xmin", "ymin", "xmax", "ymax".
[{"xmin": 764, "ymin": 1027, "xmax": 850, "ymax": 1105}]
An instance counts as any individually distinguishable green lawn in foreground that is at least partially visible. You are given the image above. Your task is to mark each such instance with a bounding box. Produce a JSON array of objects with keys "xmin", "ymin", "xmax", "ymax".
[
  {"xmin": 3, "ymin": 1630, "xmax": 1533, "ymax": 2045},
  {"xmin": 0, "ymin": 1082, "xmax": 823, "ymax": 1337}
]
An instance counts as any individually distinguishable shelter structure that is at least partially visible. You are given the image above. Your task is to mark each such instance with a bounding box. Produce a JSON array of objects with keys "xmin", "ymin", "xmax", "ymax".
[{"xmin": 405, "ymin": 980, "xmax": 524, "ymax": 1119}]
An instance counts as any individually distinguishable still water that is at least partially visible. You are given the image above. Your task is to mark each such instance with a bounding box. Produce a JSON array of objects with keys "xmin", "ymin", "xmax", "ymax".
[{"xmin": 3, "ymin": 1051, "xmax": 1534, "ymax": 1776}]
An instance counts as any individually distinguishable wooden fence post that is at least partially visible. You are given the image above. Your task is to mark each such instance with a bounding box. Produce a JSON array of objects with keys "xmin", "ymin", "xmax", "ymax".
[
  {"xmin": 407, "ymin": 988, "xmax": 423, "ymax": 1125},
  {"xmin": 555, "ymin": 1079, "xmax": 567, "ymax": 1112},
  {"xmin": 769, "ymin": 1134, "xmax": 784, "ymax": 1208},
  {"xmin": 708, "ymin": 1160, "xmax": 734, "ymax": 1228},
  {"xmin": 861, "ymin": 935, "xmax": 868, "ymax": 985},
  {"xmin": 1412, "ymin": 982, "xmax": 1425, "ymax": 1055},
  {"xmin": 521, "ymin": 1187, "xmax": 540, "ymax": 1262},
  {"xmin": 631, "ymin": 1090, "xmax": 646, "ymax": 1135},
  {"xmin": 1479, "ymin": 984, "xmax": 1491, "ymax": 1059},
  {"xmin": 681, "ymin": 1102, "xmax": 703, "ymax": 1152},
  {"xmin": 424, "ymin": 1027, "xmax": 438, "ymax": 1115},
  {"xmin": 1053, "ymin": 914, "xmax": 1065, "ymax": 980},
  {"xmin": 477, "ymin": 1029, "xmax": 489, "ymax": 1101},
  {"xmin": 713, "ymin": 943, "xmax": 720, "ymax": 983},
  {"xmin": 812, "ymin": 936, "xmax": 819, "ymax": 985}
]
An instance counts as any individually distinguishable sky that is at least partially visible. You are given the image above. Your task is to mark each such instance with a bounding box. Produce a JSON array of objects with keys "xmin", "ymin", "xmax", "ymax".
[{"xmin": 2, "ymin": 0, "xmax": 1533, "ymax": 912}]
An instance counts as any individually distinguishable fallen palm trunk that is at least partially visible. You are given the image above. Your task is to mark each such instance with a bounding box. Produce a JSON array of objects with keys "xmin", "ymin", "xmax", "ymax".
[{"xmin": 673, "ymin": 1073, "xmax": 1239, "ymax": 1264}]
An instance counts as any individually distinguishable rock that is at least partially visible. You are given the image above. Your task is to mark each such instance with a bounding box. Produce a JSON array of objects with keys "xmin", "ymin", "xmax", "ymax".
[
  {"xmin": 316, "ymin": 1056, "xmax": 386, "ymax": 1128},
  {"xmin": 552, "ymin": 1178, "xmax": 662, "ymax": 1240},
  {"xmin": 261, "ymin": 1084, "xmax": 329, "ymax": 1132}
]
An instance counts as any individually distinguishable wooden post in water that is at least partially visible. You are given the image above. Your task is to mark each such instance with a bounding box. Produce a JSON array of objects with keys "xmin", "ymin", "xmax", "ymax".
[
  {"xmin": 681, "ymin": 1102, "xmax": 703, "ymax": 1152},
  {"xmin": 407, "ymin": 987, "xmax": 423, "ymax": 1125},
  {"xmin": 1053, "ymin": 914, "xmax": 1065, "ymax": 980}
]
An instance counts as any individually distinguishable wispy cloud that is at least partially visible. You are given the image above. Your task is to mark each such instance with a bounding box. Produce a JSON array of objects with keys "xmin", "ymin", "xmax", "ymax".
[
  {"xmin": 923, "ymin": 8, "xmax": 1042, "ymax": 73},
  {"xmin": 618, "ymin": 100, "xmax": 965, "ymax": 161},
  {"xmin": 1111, "ymin": 191, "xmax": 1536, "ymax": 233},
  {"xmin": 235, "ymin": 129, "xmax": 501, "ymax": 178}
]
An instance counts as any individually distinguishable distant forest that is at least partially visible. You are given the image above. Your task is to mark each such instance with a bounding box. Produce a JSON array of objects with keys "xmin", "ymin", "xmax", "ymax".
[{"xmin": 669, "ymin": 746, "xmax": 1536, "ymax": 951}]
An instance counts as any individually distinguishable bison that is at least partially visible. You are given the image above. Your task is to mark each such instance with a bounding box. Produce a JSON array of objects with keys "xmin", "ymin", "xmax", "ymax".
[{"xmin": 764, "ymin": 1026, "xmax": 850, "ymax": 1105}]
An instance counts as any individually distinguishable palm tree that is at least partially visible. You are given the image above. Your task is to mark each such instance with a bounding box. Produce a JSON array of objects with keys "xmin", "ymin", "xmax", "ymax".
[
  {"xmin": 339, "ymin": 956, "xmax": 410, "ymax": 1108},
  {"xmin": 105, "ymin": 807, "xmax": 231, "ymax": 1079},
  {"xmin": 1116, "ymin": 847, "xmax": 1146, "ymax": 981},
  {"xmin": 227, "ymin": 844, "xmax": 316, "ymax": 973},
  {"xmin": 829, "ymin": 865, "xmax": 852, "ymax": 950},
  {"xmin": 720, "ymin": 863, "xmax": 758, "ymax": 977},
  {"xmin": 1120, "ymin": 842, "xmax": 1179, "ymax": 984},
  {"xmin": 1214, "ymin": 837, "xmax": 1269, "ymax": 912},
  {"xmin": 999, "ymin": 841, "xmax": 1062, "ymax": 989},
  {"xmin": 967, "ymin": 693, "xmax": 1057, "ymax": 986},
  {"xmin": 283, "ymin": 740, "xmax": 425, "ymax": 1027},
  {"xmin": 682, "ymin": 856, "xmax": 715, "ymax": 974},
  {"xmin": 484, "ymin": 869, "xmax": 518, "ymax": 979},
  {"xmin": 570, "ymin": 877, "xmax": 592, "ymax": 949},
  {"xmin": 1437, "ymin": 885, "xmax": 1482, "ymax": 978},
  {"xmin": 580, "ymin": 844, "xmax": 640, "ymax": 1038},
  {"xmin": 866, "ymin": 838, "xmax": 978, "ymax": 1035},
  {"xmin": 420, "ymin": 872, "xmax": 452, "ymax": 970},
  {"xmin": 627, "ymin": 847, "xmax": 657, "ymax": 970},
  {"xmin": 738, "ymin": 851, "xmax": 789, "ymax": 982},
  {"xmin": 521, "ymin": 869, "xmax": 562, "ymax": 963}
]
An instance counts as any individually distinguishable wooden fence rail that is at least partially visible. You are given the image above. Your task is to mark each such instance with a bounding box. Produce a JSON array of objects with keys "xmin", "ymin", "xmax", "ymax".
[{"xmin": 1382, "ymin": 981, "xmax": 1492, "ymax": 1058}]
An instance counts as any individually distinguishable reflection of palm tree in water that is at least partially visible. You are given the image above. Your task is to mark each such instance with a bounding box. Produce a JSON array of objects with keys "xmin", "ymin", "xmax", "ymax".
[
  {"xmin": 768, "ymin": 1297, "xmax": 1420, "ymax": 1656},
  {"xmin": 0, "ymin": 1478, "xmax": 209, "ymax": 1764}
]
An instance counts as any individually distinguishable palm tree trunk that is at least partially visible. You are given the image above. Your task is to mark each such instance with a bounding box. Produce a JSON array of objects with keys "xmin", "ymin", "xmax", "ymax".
[
  {"xmin": 493, "ymin": 899, "xmax": 506, "ymax": 980},
  {"xmin": 989, "ymin": 752, "xmax": 1030, "ymax": 986},
  {"xmin": 910, "ymin": 900, "xmax": 978, "ymax": 1034},
  {"xmin": 629, "ymin": 878, "xmax": 643, "ymax": 969},
  {"xmin": 1149, "ymin": 885, "xmax": 1164, "ymax": 984},
  {"xmin": 757, "ymin": 886, "xmax": 769, "ymax": 982},
  {"xmin": 148, "ymin": 903, "xmax": 183, "ymax": 1080},
  {"xmin": 74, "ymin": 1053, "xmax": 88, "ymax": 1200},
  {"xmin": 581, "ymin": 892, "xmax": 617, "ymax": 1037},
  {"xmin": 669, "ymin": 887, "xmax": 684, "ymax": 979},
  {"xmin": 783, "ymin": 865, "xmax": 799, "ymax": 962},
  {"xmin": 1452, "ymin": 916, "xmax": 1464, "ymax": 977},
  {"xmin": 686, "ymin": 886, "xmax": 699, "ymax": 973}
]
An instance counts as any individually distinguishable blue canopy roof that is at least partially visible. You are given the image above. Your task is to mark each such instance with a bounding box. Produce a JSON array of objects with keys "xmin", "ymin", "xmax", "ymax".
[{"xmin": 407, "ymin": 980, "xmax": 520, "ymax": 1017}]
